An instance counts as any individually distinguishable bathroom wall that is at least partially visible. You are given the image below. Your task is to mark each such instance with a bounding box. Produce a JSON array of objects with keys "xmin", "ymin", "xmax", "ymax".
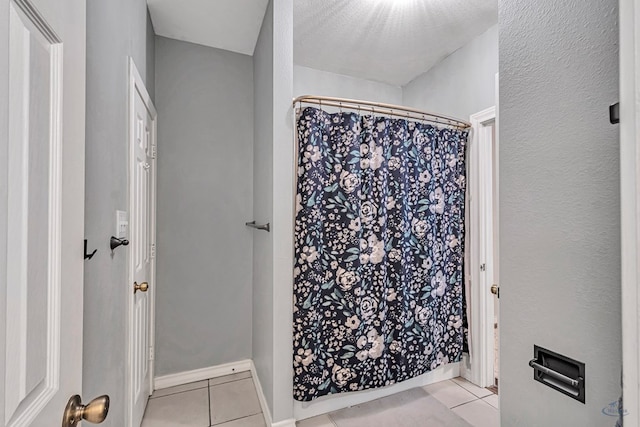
[
  {"xmin": 271, "ymin": 0, "xmax": 295, "ymax": 421},
  {"xmin": 146, "ymin": 11, "xmax": 156, "ymax": 100},
  {"xmin": 84, "ymin": 1, "xmax": 155, "ymax": 425},
  {"xmin": 252, "ymin": 0, "xmax": 275, "ymax": 415},
  {"xmin": 154, "ymin": 36, "xmax": 254, "ymax": 376},
  {"xmin": 293, "ymin": 65, "xmax": 402, "ymax": 105},
  {"xmin": 0, "ymin": 3, "xmax": 8, "ymax": 423},
  {"xmin": 403, "ymin": 24, "xmax": 498, "ymax": 120},
  {"xmin": 499, "ymin": 1, "xmax": 620, "ymax": 425},
  {"xmin": 252, "ymin": 0, "xmax": 296, "ymax": 423}
]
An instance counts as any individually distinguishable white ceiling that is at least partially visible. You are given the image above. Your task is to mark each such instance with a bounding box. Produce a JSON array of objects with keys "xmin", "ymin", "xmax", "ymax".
[
  {"xmin": 147, "ymin": 0, "xmax": 497, "ymax": 86},
  {"xmin": 294, "ymin": 0, "xmax": 497, "ymax": 86},
  {"xmin": 147, "ymin": 0, "xmax": 269, "ymax": 56}
]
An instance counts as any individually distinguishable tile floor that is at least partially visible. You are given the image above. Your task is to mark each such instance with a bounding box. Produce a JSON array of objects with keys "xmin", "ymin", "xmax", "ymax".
[
  {"xmin": 297, "ymin": 377, "xmax": 499, "ymax": 427},
  {"xmin": 141, "ymin": 374, "xmax": 498, "ymax": 427},
  {"xmin": 141, "ymin": 371, "xmax": 266, "ymax": 427}
]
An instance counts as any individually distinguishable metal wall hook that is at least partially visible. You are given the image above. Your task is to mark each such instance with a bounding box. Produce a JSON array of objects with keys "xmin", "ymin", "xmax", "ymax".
[
  {"xmin": 84, "ymin": 240, "xmax": 97, "ymax": 260},
  {"xmin": 110, "ymin": 236, "xmax": 129, "ymax": 251},
  {"xmin": 245, "ymin": 221, "xmax": 270, "ymax": 232}
]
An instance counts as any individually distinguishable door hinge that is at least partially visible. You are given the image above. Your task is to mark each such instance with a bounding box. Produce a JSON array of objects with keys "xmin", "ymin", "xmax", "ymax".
[
  {"xmin": 480, "ymin": 263, "xmax": 486, "ymax": 272},
  {"xmin": 151, "ymin": 144, "xmax": 157, "ymax": 159},
  {"xmin": 149, "ymin": 346, "xmax": 154, "ymax": 361},
  {"xmin": 150, "ymin": 243, "xmax": 156, "ymax": 258}
]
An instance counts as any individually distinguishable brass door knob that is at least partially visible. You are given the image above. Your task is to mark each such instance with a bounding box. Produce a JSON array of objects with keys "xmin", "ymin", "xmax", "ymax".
[
  {"xmin": 134, "ymin": 281, "xmax": 149, "ymax": 293},
  {"xmin": 62, "ymin": 394, "xmax": 109, "ymax": 427},
  {"xmin": 491, "ymin": 284, "xmax": 499, "ymax": 296}
]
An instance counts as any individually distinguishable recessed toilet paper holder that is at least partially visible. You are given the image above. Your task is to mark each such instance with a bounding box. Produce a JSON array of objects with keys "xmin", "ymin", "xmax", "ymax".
[{"xmin": 529, "ymin": 345, "xmax": 585, "ymax": 403}]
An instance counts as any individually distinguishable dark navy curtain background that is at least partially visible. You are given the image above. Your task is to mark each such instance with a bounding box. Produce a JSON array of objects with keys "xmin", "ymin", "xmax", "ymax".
[{"xmin": 293, "ymin": 106, "xmax": 468, "ymax": 401}]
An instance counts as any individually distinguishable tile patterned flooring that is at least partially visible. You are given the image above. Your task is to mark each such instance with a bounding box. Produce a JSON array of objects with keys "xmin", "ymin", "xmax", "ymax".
[
  {"xmin": 141, "ymin": 373, "xmax": 499, "ymax": 427},
  {"xmin": 142, "ymin": 371, "xmax": 265, "ymax": 427},
  {"xmin": 297, "ymin": 378, "xmax": 499, "ymax": 427}
]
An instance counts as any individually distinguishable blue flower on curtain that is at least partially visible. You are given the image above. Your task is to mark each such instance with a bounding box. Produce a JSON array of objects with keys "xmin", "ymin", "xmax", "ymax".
[{"xmin": 293, "ymin": 106, "xmax": 468, "ymax": 401}]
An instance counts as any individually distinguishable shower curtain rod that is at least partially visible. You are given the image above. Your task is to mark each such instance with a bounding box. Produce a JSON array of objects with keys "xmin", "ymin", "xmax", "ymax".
[{"xmin": 293, "ymin": 95, "xmax": 471, "ymax": 129}]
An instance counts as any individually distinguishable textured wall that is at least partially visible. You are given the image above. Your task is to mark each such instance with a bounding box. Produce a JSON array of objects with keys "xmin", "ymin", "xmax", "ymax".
[
  {"xmin": 293, "ymin": 65, "xmax": 402, "ymax": 105},
  {"xmin": 84, "ymin": 1, "xmax": 154, "ymax": 425},
  {"xmin": 403, "ymin": 24, "xmax": 498, "ymax": 120},
  {"xmin": 499, "ymin": 1, "xmax": 620, "ymax": 425},
  {"xmin": 252, "ymin": 0, "xmax": 275, "ymax": 414},
  {"xmin": 154, "ymin": 36, "xmax": 254, "ymax": 376}
]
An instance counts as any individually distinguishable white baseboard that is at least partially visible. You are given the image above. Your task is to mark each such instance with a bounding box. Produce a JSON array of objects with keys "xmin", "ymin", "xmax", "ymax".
[
  {"xmin": 460, "ymin": 354, "xmax": 473, "ymax": 382},
  {"xmin": 250, "ymin": 361, "xmax": 274, "ymax": 426},
  {"xmin": 154, "ymin": 359, "xmax": 252, "ymax": 390},
  {"xmin": 249, "ymin": 361, "xmax": 297, "ymax": 427},
  {"xmin": 271, "ymin": 419, "xmax": 296, "ymax": 427}
]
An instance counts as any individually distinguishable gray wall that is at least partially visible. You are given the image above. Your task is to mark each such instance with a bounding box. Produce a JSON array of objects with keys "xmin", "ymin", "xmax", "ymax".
[
  {"xmin": 252, "ymin": 1, "xmax": 295, "ymax": 421},
  {"xmin": 0, "ymin": 3, "xmax": 8, "ymax": 423},
  {"xmin": 146, "ymin": 11, "xmax": 155, "ymax": 100},
  {"xmin": 403, "ymin": 24, "xmax": 498, "ymax": 120},
  {"xmin": 154, "ymin": 36, "xmax": 254, "ymax": 376},
  {"xmin": 252, "ymin": 0, "xmax": 275, "ymax": 414},
  {"xmin": 293, "ymin": 65, "xmax": 402, "ymax": 105},
  {"xmin": 84, "ymin": 1, "xmax": 155, "ymax": 425},
  {"xmin": 271, "ymin": 0, "xmax": 294, "ymax": 421},
  {"xmin": 499, "ymin": 1, "xmax": 620, "ymax": 426}
]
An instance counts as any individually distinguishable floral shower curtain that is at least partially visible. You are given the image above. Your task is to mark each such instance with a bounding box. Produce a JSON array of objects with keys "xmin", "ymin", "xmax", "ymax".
[{"xmin": 293, "ymin": 106, "xmax": 469, "ymax": 401}]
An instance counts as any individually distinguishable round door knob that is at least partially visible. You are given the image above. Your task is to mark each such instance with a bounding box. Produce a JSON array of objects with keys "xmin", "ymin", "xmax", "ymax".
[
  {"xmin": 490, "ymin": 284, "xmax": 499, "ymax": 295},
  {"xmin": 134, "ymin": 281, "xmax": 149, "ymax": 293},
  {"xmin": 62, "ymin": 394, "xmax": 109, "ymax": 427}
]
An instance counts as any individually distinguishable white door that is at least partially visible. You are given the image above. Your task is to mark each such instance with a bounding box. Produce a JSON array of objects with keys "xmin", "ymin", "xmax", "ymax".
[
  {"xmin": 127, "ymin": 59, "xmax": 157, "ymax": 427},
  {"xmin": 1, "ymin": 0, "xmax": 92, "ymax": 425}
]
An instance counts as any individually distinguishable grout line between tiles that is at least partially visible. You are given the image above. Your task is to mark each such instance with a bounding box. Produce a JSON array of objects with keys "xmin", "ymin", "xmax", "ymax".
[
  {"xmin": 208, "ymin": 376, "xmax": 250, "ymax": 388},
  {"xmin": 210, "ymin": 411, "xmax": 263, "ymax": 426},
  {"xmin": 328, "ymin": 413, "xmax": 338, "ymax": 427},
  {"xmin": 450, "ymin": 379, "xmax": 490, "ymax": 399},
  {"xmin": 449, "ymin": 396, "xmax": 480, "ymax": 410},
  {"xmin": 481, "ymin": 395, "xmax": 499, "ymax": 410},
  {"xmin": 150, "ymin": 384, "xmax": 209, "ymax": 400}
]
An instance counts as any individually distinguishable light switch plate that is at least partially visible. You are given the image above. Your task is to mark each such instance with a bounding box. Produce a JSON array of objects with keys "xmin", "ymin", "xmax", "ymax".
[{"xmin": 116, "ymin": 210, "xmax": 128, "ymax": 238}]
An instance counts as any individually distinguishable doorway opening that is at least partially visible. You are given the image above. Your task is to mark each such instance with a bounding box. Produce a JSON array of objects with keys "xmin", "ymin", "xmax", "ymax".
[{"xmin": 467, "ymin": 106, "xmax": 499, "ymax": 394}]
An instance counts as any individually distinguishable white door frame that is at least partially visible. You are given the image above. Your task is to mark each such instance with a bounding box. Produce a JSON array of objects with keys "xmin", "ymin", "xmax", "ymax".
[
  {"xmin": 468, "ymin": 106, "xmax": 497, "ymax": 388},
  {"xmin": 620, "ymin": 0, "xmax": 639, "ymax": 424},
  {"xmin": 126, "ymin": 57, "xmax": 157, "ymax": 426}
]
